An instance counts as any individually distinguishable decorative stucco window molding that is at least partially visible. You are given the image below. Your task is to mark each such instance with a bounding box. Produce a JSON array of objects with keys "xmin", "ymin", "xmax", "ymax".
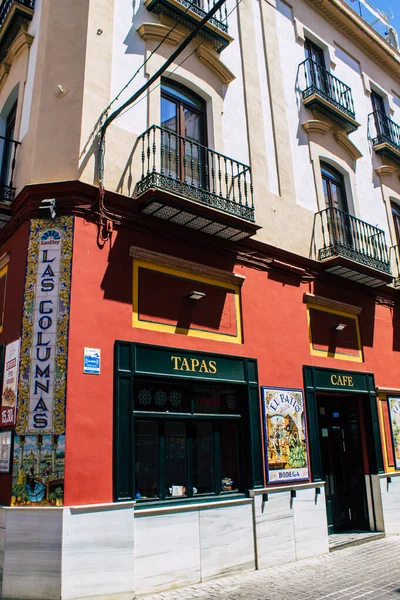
[
  {"xmin": 0, "ymin": 24, "xmax": 33, "ymax": 92},
  {"xmin": 303, "ymin": 292, "xmax": 362, "ymax": 315}
]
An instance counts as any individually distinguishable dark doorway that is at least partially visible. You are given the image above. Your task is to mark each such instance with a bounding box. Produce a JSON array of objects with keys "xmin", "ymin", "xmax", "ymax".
[{"xmin": 317, "ymin": 394, "xmax": 369, "ymax": 534}]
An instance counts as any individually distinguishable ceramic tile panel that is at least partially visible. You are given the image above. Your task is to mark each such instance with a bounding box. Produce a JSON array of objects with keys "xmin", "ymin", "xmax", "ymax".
[
  {"xmin": 379, "ymin": 475, "xmax": 400, "ymax": 534},
  {"xmin": 134, "ymin": 509, "xmax": 201, "ymax": 596},
  {"xmin": 61, "ymin": 504, "xmax": 135, "ymax": 600},
  {"xmin": 253, "ymin": 491, "xmax": 296, "ymax": 569},
  {"xmin": 292, "ymin": 487, "xmax": 329, "ymax": 560},
  {"xmin": 2, "ymin": 508, "xmax": 62, "ymax": 600},
  {"xmin": 199, "ymin": 503, "xmax": 255, "ymax": 581}
]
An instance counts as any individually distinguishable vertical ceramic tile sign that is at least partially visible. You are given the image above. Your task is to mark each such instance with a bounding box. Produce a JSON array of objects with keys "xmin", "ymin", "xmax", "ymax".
[
  {"xmin": 0, "ymin": 339, "xmax": 20, "ymax": 426},
  {"xmin": 262, "ymin": 387, "xmax": 310, "ymax": 483},
  {"xmin": 388, "ymin": 397, "xmax": 400, "ymax": 469},
  {"xmin": 12, "ymin": 216, "xmax": 73, "ymax": 506}
]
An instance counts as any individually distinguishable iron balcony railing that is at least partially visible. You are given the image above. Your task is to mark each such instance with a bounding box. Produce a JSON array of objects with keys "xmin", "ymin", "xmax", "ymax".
[
  {"xmin": 300, "ymin": 58, "xmax": 356, "ymax": 121},
  {"xmin": 317, "ymin": 206, "xmax": 390, "ymax": 273},
  {"xmin": 0, "ymin": 135, "xmax": 19, "ymax": 203},
  {"xmin": 147, "ymin": 0, "xmax": 228, "ymax": 34},
  {"xmin": 369, "ymin": 110, "xmax": 400, "ymax": 152},
  {"xmin": 175, "ymin": 0, "xmax": 227, "ymax": 33},
  {"xmin": 0, "ymin": 0, "xmax": 34, "ymax": 28},
  {"xmin": 137, "ymin": 125, "xmax": 254, "ymax": 222}
]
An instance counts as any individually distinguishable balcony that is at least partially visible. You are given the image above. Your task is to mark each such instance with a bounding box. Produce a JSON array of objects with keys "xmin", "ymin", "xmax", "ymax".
[
  {"xmin": 134, "ymin": 125, "xmax": 257, "ymax": 242},
  {"xmin": 144, "ymin": 0, "xmax": 231, "ymax": 52},
  {"xmin": 369, "ymin": 110, "xmax": 400, "ymax": 163},
  {"xmin": 316, "ymin": 207, "xmax": 392, "ymax": 287},
  {"xmin": 300, "ymin": 59, "xmax": 360, "ymax": 133},
  {"xmin": 0, "ymin": 0, "xmax": 35, "ymax": 62}
]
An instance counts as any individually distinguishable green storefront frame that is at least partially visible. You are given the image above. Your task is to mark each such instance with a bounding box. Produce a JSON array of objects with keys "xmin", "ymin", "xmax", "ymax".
[
  {"xmin": 114, "ymin": 341, "xmax": 264, "ymax": 502},
  {"xmin": 303, "ymin": 365, "xmax": 384, "ymax": 482}
]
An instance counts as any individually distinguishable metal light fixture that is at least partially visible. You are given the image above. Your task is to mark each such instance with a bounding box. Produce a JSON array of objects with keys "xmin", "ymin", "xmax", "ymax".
[
  {"xmin": 187, "ymin": 291, "xmax": 205, "ymax": 301},
  {"xmin": 334, "ymin": 323, "xmax": 347, "ymax": 331},
  {"xmin": 38, "ymin": 198, "xmax": 57, "ymax": 219}
]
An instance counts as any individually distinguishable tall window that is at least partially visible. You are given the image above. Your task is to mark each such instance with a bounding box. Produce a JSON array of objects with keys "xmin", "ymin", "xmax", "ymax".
[
  {"xmin": 321, "ymin": 162, "xmax": 350, "ymax": 248},
  {"xmin": 304, "ymin": 38, "xmax": 326, "ymax": 93},
  {"xmin": 0, "ymin": 101, "xmax": 17, "ymax": 201},
  {"xmin": 391, "ymin": 202, "xmax": 400, "ymax": 246},
  {"xmin": 134, "ymin": 378, "xmax": 243, "ymax": 500},
  {"xmin": 321, "ymin": 163, "xmax": 348, "ymax": 213},
  {"xmin": 371, "ymin": 90, "xmax": 390, "ymax": 141},
  {"xmin": 160, "ymin": 80, "xmax": 206, "ymax": 187}
]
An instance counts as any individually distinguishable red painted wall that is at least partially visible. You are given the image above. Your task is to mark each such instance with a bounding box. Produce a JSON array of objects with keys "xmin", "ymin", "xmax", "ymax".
[
  {"xmin": 0, "ymin": 222, "xmax": 30, "ymax": 505},
  {"xmin": 64, "ymin": 217, "xmax": 400, "ymax": 505}
]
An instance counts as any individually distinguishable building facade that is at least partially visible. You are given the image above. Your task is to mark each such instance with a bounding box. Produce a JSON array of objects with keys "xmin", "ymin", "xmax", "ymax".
[{"xmin": 1, "ymin": 0, "xmax": 400, "ymax": 598}]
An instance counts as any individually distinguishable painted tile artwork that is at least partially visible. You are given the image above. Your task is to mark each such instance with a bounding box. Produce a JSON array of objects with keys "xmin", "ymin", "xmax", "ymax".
[
  {"xmin": 12, "ymin": 216, "xmax": 73, "ymax": 506},
  {"xmin": 262, "ymin": 387, "xmax": 310, "ymax": 483},
  {"xmin": 12, "ymin": 435, "xmax": 65, "ymax": 506},
  {"xmin": 388, "ymin": 397, "xmax": 400, "ymax": 469}
]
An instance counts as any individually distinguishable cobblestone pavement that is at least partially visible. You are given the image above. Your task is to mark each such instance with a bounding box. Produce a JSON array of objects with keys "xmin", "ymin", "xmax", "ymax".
[{"xmin": 143, "ymin": 535, "xmax": 400, "ymax": 600}]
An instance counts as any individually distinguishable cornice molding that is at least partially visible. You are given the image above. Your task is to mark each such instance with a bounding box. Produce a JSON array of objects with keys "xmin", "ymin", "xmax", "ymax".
[
  {"xmin": 304, "ymin": 0, "xmax": 400, "ymax": 81},
  {"xmin": 136, "ymin": 22, "xmax": 185, "ymax": 45},
  {"xmin": 333, "ymin": 130, "xmax": 362, "ymax": 160},
  {"xmin": 0, "ymin": 24, "xmax": 33, "ymax": 92},
  {"xmin": 302, "ymin": 119, "xmax": 332, "ymax": 134},
  {"xmin": 130, "ymin": 245, "xmax": 245, "ymax": 285},
  {"xmin": 196, "ymin": 44, "xmax": 235, "ymax": 84},
  {"xmin": 303, "ymin": 292, "xmax": 362, "ymax": 314},
  {"xmin": 0, "ymin": 252, "xmax": 10, "ymax": 270}
]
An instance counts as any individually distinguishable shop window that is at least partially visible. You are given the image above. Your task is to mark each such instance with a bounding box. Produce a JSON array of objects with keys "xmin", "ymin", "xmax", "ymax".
[
  {"xmin": 307, "ymin": 304, "xmax": 363, "ymax": 362},
  {"xmin": 134, "ymin": 378, "xmax": 243, "ymax": 500}
]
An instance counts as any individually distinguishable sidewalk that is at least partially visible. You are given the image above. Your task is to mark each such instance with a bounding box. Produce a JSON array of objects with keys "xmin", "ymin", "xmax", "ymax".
[{"xmin": 142, "ymin": 536, "xmax": 400, "ymax": 599}]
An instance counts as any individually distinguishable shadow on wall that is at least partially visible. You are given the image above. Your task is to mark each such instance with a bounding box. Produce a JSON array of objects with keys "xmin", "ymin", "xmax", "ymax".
[{"xmin": 313, "ymin": 280, "xmax": 376, "ymax": 349}]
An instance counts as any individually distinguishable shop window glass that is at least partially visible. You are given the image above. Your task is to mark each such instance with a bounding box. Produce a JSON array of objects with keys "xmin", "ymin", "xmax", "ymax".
[
  {"xmin": 135, "ymin": 421, "xmax": 159, "ymax": 498},
  {"xmin": 133, "ymin": 378, "xmax": 243, "ymax": 501},
  {"xmin": 193, "ymin": 422, "xmax": 214, "ymax": 494},
  {"xmin": 165, "ymin": 422, "xmax": 187, "ymax": 497},
  {"xmin": 220, "ymin": 421, "xmax": 239, "ymax": 491}
]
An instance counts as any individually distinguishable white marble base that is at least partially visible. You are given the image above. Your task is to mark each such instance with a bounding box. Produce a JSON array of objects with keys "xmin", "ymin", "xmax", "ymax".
[
  {"xmin": 1, "ymin": 508, "xmax": 62, "ymax": 600},
  {"xmin": 199, "ymin": 503, "xmax": 255, "ymax": 580},
  {"xmin": 134, "ymin": 509, "xmax": 201, "ymax": 596},
  {"xmin": 292, "ymin": 487, "xmax": 329, "ymax": 560},
  {"xmin": 252, "ymin": 484, "xmax": 329, "ymax": 570},
  {"xmin": 61, "ymin": 503, "xmax": 135, "ymax": 600},
  {"xmin": 253, "ymin": 491, "xmax": 296, "ymax": 570},
  {"xmin": 374, "ymin": 473, "xmax": 400, "ymax": 534}
]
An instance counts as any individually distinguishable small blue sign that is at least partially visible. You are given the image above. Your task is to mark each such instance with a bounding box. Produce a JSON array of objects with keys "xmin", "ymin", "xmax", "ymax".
[{"xmin": 83, "ymin": 348, "xmax": 100, "ymax": 375}]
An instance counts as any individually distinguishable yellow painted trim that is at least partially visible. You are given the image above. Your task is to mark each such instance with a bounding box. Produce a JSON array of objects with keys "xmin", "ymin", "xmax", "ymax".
[
  {"xmin": 378, "ymin": 396, "xmax": 395, "ymax": 473},
  {"xmin": 307, "ymin": 303, "xmax": 363, "ymax": 363},
  {"xmin": 0, "ymin": 265, "xmax": 9, "ymax": 334},
  {"xmin": 132, "ymin": 258, "xmax": 242, "ymax": 343}
]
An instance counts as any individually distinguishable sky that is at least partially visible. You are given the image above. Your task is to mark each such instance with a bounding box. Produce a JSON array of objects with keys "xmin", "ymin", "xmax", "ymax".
[{"xmin": 345, "ymin": 0, "xmax": 400, "ymax": 46}]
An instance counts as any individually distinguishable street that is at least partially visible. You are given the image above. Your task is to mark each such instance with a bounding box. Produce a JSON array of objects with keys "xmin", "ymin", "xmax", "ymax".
[{"xmin": 143, "ymin": 536, "xmax": 400, "ymax": 600}]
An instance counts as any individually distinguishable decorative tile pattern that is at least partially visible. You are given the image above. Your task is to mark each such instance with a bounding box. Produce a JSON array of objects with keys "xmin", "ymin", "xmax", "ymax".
[{"xmin": 16, "ymin": 216, "xmax": 74, "ymax": 435}]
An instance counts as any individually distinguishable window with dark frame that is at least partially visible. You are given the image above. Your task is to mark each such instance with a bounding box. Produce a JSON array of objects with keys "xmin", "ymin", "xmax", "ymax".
[
  {"xmin": 304, "ymin": 38, "xmax": 327, "ymax": 94},
  {"xmin": 391, "ymin": 201, "xmax": 400, "ymax": 247},
  {"xmin": 160, "ymin": 79, "xmax": 206, "ymax": 188},
  {"xmin": 134, "ymin": 378, "xmax": 243, "ymax": 501}
]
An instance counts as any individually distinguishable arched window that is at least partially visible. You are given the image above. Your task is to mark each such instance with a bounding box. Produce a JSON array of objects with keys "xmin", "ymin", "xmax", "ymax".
[
  {"xmin": 160, "ymin": 80, "xmax": 206, "ymax": 187},
  {"xmin": 320, "ymin": 162, "xmax": 348, "ymax": 213},
  {"xmin": 0, "ymin": 100, "xmax": 17, "ymax": 202}
]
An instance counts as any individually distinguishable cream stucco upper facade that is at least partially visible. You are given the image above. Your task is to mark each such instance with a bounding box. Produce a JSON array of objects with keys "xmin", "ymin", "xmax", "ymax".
[{"xmin": 1, "ymin": 0, "xmax": 400, "ymax": 266}]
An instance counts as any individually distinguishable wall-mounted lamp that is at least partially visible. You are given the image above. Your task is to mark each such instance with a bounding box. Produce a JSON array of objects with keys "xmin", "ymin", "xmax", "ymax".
[
  {"xmin": 290, "ymin": 489, "xmax": 297, "ymax": 499},
  {"xmin": 38, "ymin": 198, "xmax": 57, "ymax": 219},
  {"xmin": 187, "ymin": 291, "xmax": 205, "ymax": 301},
  {"xmin": 334, "ymin": 323, "xmax": 347, "ymax": 331}
]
